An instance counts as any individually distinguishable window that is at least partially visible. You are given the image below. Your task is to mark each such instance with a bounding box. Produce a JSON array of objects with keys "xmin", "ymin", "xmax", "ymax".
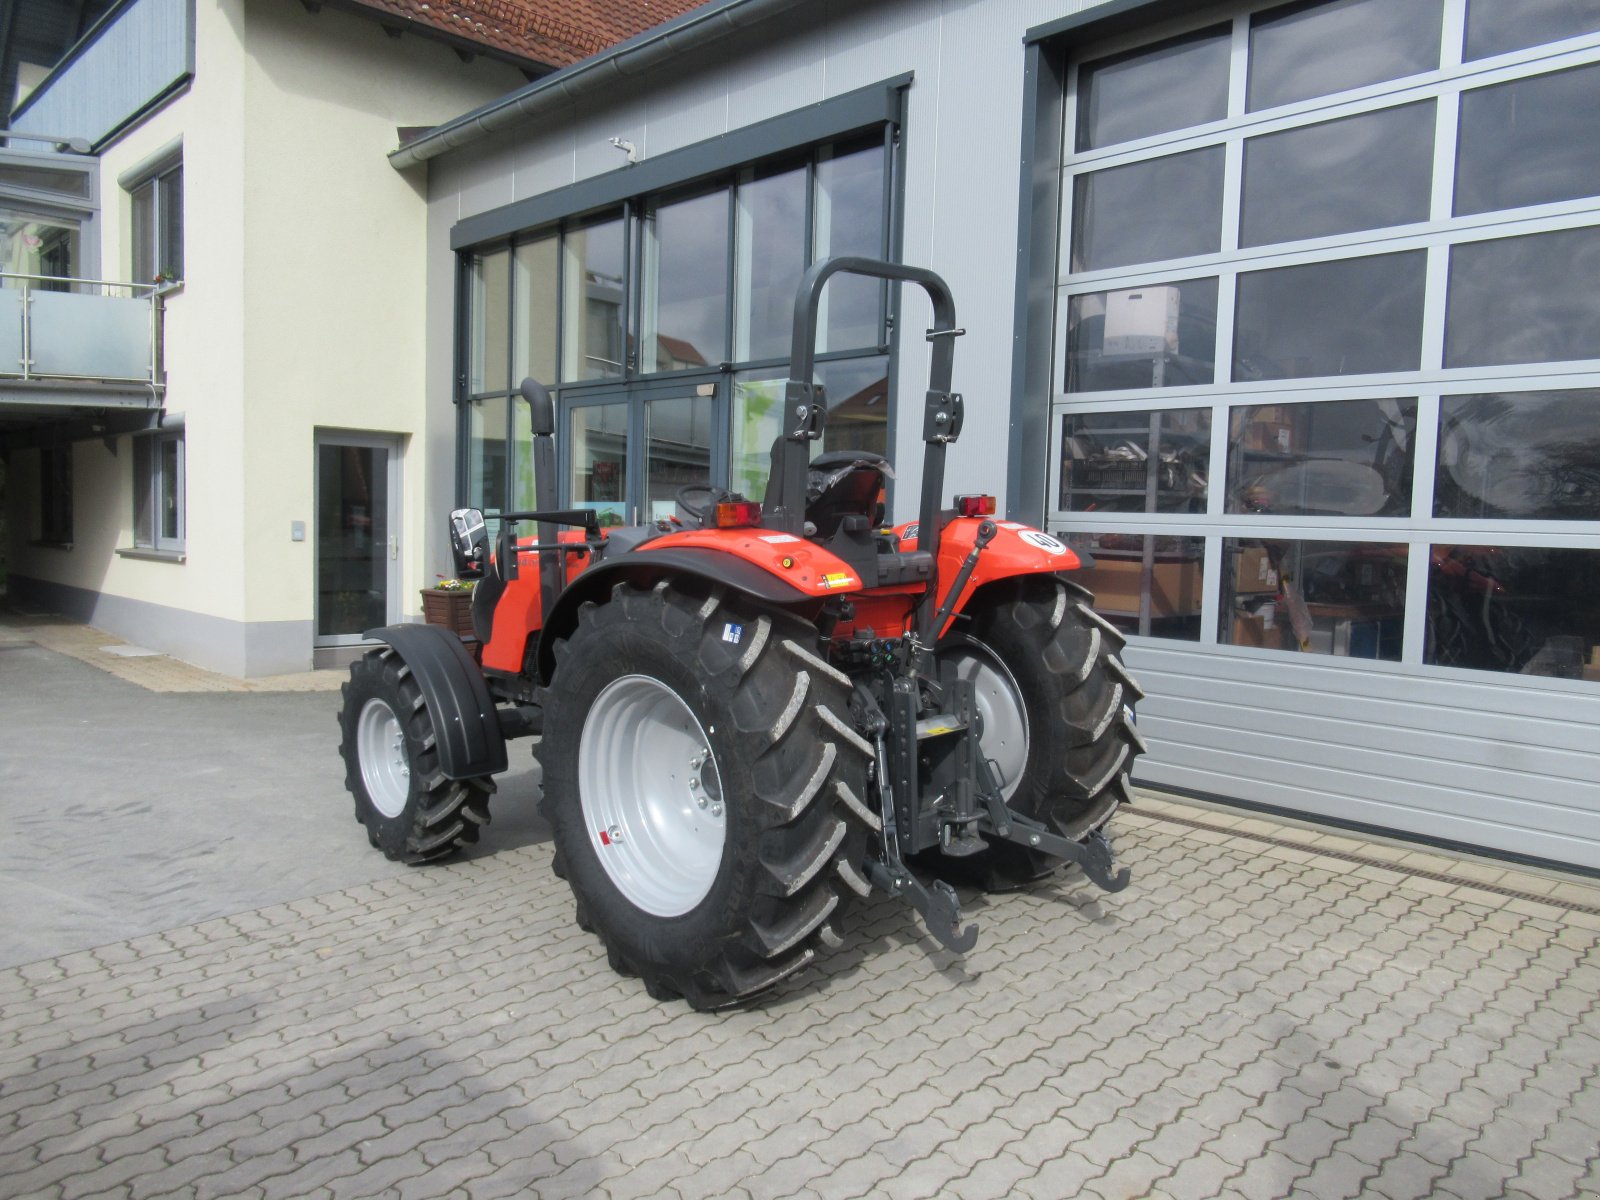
[
  {"xmin": 38, "ymin": 445, "xmax": 72, "ymax": 545},
  {"xmin": 134, "ymin": 430, "xmax": 184, "ymax": 552},
  {"xmin": 1050, "ymin": 1, "xmax": 1600, "ymax": 677},
  {"xmin": 129, "ymin": 159, "xmax": 182, "ymax": 285}
]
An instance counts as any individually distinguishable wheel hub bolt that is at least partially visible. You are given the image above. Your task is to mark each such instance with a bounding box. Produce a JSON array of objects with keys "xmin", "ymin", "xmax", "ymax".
[
  {"xmin": 606, "ymin": 825, "xmax": 624, "ymax": 845},
  {"xmin": 709, "ymin": 803, "xmax": 723, "ymax": 818}
]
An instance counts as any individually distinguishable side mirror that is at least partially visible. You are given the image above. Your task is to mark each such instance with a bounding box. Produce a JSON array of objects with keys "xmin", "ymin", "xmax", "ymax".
[
  {"xmin": 521, "ymin": 377, "xmax": 555, "ymax": 437},
  {"xmin": 448, "ymin": 508, "xmax": 487, "ymax": 579}
]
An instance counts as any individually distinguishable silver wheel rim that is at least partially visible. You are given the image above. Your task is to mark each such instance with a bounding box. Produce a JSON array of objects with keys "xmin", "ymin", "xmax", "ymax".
[
  {"xmin": 943, "ymin": 638, "xmax": 1030, "ymax": 801},
  {"xmin": 579, "ymin": 674, "xmax": 727, "ymax": 917},
  {"xmin": 357, "ymin": 697, "xmax": 411, "ymax": 818}
]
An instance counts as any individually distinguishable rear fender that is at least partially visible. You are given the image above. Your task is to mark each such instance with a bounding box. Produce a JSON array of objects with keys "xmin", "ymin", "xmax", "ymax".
[
  {"xmin": 536, "ymin": 547, "xmax": 811, "ymax": 682},
  {"xmin": 363, "ymin": 623, "xmax": 508, "ymax": 779},
  {"xmin": 893, "ymin": 518, "xmax": 1082, "ymax": 637}
]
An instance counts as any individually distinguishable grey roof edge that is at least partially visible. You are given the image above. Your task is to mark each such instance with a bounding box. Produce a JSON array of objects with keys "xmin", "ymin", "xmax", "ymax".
[{"xmin": 388, "ymin": 0, "xmax": 808, "ymax": 171}]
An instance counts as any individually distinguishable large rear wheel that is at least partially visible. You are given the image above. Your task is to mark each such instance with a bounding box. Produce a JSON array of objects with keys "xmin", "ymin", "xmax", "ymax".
[
  {"xmin": 337, "ymin": 647, "xmax": 495, "ymax": 863},
  {"xmin": 538, "ymin": 581, "xmax": 876, "ymax": 1010},
  {"xmin": 943, "ymin": 573, "xmax": 1145, "ymax": 890}
]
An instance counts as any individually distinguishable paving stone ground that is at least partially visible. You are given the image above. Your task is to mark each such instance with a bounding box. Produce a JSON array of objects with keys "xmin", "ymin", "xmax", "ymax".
[{"xmin": 2, "ymin": 612, "xmax": 1598, "ymax": 1199}]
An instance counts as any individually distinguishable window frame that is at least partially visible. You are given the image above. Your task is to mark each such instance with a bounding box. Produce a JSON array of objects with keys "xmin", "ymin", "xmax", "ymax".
[
  {"xmin": 124, "ymin": 148, "xmax": 183, "ymax": 287},
  {"xmin": 132, "ymin": 426, "xmax": 186, "ymax": 554},
  {"xmin": 1022, "ymin": 0, "xmax": 1600, "ymax": 683}
]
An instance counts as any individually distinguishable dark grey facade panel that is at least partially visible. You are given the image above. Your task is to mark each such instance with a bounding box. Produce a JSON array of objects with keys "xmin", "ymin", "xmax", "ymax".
[
  {"xmin": 1126, "ymin": 643, "xmax": 1600, "ymax": 869},
  {"xmin": 1023, "ymin": 0, "xmax": 1193, "ymax": 46},
  {"xmin": 450, "ymin": 73, "xmax": 912, "ymax": 250}
]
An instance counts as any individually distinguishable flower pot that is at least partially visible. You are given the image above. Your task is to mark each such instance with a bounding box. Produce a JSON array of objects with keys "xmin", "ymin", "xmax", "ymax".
[{"xmin": 421, "ymin": 588, "xmax": 476, "ymax": 639}]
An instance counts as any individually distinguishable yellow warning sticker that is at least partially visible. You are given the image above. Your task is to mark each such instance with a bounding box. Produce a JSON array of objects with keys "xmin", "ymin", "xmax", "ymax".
[{"xmin": 818, "ymin": 572, "xmax": 857, "ymax": 590}]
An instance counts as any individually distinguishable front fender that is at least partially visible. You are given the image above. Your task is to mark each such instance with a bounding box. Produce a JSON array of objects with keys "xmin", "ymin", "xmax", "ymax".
[{"xmin": 362, "ymin": 623, "xmax": 508, "ymax": 780}]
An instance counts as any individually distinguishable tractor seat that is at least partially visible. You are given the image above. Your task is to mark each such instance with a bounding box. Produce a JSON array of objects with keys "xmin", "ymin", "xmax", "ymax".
[{"xmin": 806, "ymin": 450, "xmax": 891, "ymax": 538}]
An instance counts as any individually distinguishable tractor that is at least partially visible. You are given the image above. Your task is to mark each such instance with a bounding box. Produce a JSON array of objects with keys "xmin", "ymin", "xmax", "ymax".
[{"xmin": 338, "ymin": 257, "xmax": 1145, "ymax": 1010}]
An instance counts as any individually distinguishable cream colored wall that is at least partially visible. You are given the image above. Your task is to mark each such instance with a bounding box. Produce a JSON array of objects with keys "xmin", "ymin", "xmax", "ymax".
[
  {"xmin": 10, "ymin": 0, "xmax": 526, "ymax": 669},
  {"xmin": 237, "ymin": 0, "xmax": 526, "ymax": 628}
]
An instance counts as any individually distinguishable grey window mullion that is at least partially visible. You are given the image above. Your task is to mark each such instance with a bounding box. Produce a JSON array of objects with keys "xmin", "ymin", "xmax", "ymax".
[
  {"xmin": 724, "ymin": 185, "xmax": 737, "ymax": 367},
  {"xmin": 1226, "ymin": 12, "xmax": 1249, "ymax": 119},
  {"xmin": 1419, "ymin": 245, "xmax": 1451, "ymax": 373},
  {"xmin": 1400, "ymin": 541, "xmax": 1434, "ymax": 666},
  {"xmin": 1219, "ymin": 134, "xmax": 1244, "ymax": 256},
  {"xmin": 1439, "ymin": 0, "xmax": 1469, "ymax": 70},
  {"xmin": 1199, "ymin": 533, "xmax": 1224, "ymax": 645},
  {"xmin": 1428, "ymin": 82, "xmax": 1460, "ymax": 225}
]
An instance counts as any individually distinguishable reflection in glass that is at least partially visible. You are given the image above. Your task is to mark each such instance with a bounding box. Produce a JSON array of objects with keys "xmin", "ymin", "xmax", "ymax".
[
  {"xmin": 647, "ymin": 395, "xmax": 714, "ymax": 521},
  {"xmin": 1058, "ymin": 409, "xmax": 1210, "ymax": 513},
  {"xmin": 1071, "ymin": 148, "xmax": 1224, "ymax": 271},
  {"xmin": 317, "ymin": 444, "xmax": 390, "ymax": 637},
  {"xmin": 513, "ymin": 236, "xmax": 558, "ymax": 387},
  {"xmin": 510, "ymin": 392, "xmax": 542, "ymax": 513},
  {"xmin": 1241, "ymin": 102, "xmax": 1434, "ymax": 246},
  {"xmin": 159, "ymin": 167, "xmax": 183, "ymax": 281},
  {"xmin": 1435, "ymin": 391, "xmax": 1600, "ymax": 520},
  {"xmin": 1227, "ymin": 399, "xmax": 1416, "ymax": 517},
  {"xmin": 1248, "ymin": 0, "xmax": 1442, "ymax": 112},
  {"xmin": 1220, "ymin": 538, "xmax": 1407, "ymax": 659},
  {"xmin": 570, "ymin": 403, "xmax": 629, "ymax": 526},
  {"xmin": 642, "ymin": 190, "xmax": 728, "ymax": 373},
  {"xmin": 1066, "ymin": 278, "xmax": 1218, "ymax": 392},
  {"xmin": 734, "ymin": 163, "xmax": 807, "ymax": 363},
  {"xmin": 1060, "ymin": 533, "xmax": 1205, "ymax": 640},
  {"xmin": 469, "ymin": 249, "xmax": 509, "ymax": 395},
  {"xmin": 1464, "ymin": 0, "xmax": 1600, "ymax": 60},
  {"xmin": 562, "ymin": 215, "xmax": 626, "ymax": 382},
  {"xmin": 815, "ymin": 140, "xmax": 885, "ymax": 353},
  {"xmin": 1455, "ymin": 64, "xmax": 1600, "ymax": 216},
  {"xmin": 1445, "ymin": 227, "xmax": 1600, "ymax": 368},
  {"xmin": 467, "ymin": 395, "xmax": 508, "ymax": 515},
  {"xmin": 0, "ymin": 211, "xmax": 78, "ymax": 284},
  {"xmin": 1427, "ymin": 545, "xmax": 1600, "ymax": 679},
  {"xmin": 731, "ymin": 356, "xmax": 888, "ymax": 499},
  {"xmin": 0, "ymin": 162, "xmax": 91, "ymax": 197},
  {"xmin": 1076, "ymin": 24, "xmax": 1231, "ymax": 151},
  {"xmin": 160, "ymin": 437, "xmax": 181, "ymax": 542},
  {"xmin": 1234, "ymin": 251, "xmax": 1425, "ymax": 381}
]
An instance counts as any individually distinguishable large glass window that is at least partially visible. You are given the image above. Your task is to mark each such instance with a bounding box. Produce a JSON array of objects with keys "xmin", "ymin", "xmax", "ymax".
[
  {"xmin": 1053, "ymin": 3, "xmax": 1600, "ymax": 682},
  {"xmin": 1445, "ymin": 227, "xmax": 1600, "ymax": 368},
  {"xmin": 1427, "ymin": 546, "xmax": 1600, "ymax": 679},
  {"xmin": 1221, "ymin": 538, "xmax": 1407, "ymax": 659},
  {"xmin": 1075, "ymin": 25, "xmax": 1231, "ymax": 151},
  {"xmin": 1247, "ymin": 0, "xmax": 1443, "ymax": 112},
  {"xmin": 1241, "ymin": 103, "xmax": 1435, "ymax": 247},
  {"xmin": 1071, "ymin": 148, "xmax": 1224, "ymax": 271},
  {"xmin": 562, "ymin": 214, "xmax": 626, "ymax": 382},
  {"xmin": 814, "ymin": 138, "xmax": 886, "ymax": 353},
  {"xmin": 1435, "ymin": 390, "xmax": 1600, "ymax": 521},
  {"xmin": 569, "ymin": 403, "xmax": 629, "ymax": 527},
  {"xmin": 1063, "ymin": 533, "xmax": 1207, "ymax": 641},
  {"xmin": 468, "ymin": 248, "xmax": 510, "ymax": 396},
  {"xmin": 731, "ymin": 355, "xmax": 889, "ymax": 499},
  {"xmin": 733, "ymin": 162, "xmax": 806, "ymax": 363},
  {"xmin": 1065, "ymin": 278, "xmax": 1218, "ymax": 392},
  {"xmin": 513, "ymin": 236, "xmax": 558, "ymax": 388},
  {"xmin": 1059, "ymin": 408, "xmax": 1210, "ymax": 513},
  {"xmin": 466, "ymin": 396, "xmax": 508, "ymax": 516},
  {"xmin": 38, "ymin": 444, "xmax": 71, "ymax": 545},
  {"xmin": 1463, "ymin": 0, "xmax": 1600, "ymax": 61},
  {"xmin": 641, "ymin": 189, "xmax": 728, "ymax": 373},
  {"xmin": 1233, "ymin": 252, "xmax": 1426, "ymax": 381},
  {"xmin": 1227, "ymin": 399, "xmax": 1416, "ymax": 517},
  {"xmin": 1455, "ymin": 64, "xmax": 1600, "ymax": 217},
  {"xmin": 646, "ymin": 394, "xmax": 714, "ymax": 521}
]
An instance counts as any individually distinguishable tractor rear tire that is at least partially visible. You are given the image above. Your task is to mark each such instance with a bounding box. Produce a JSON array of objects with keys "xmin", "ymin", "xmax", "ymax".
[
  {"xmin": 537, "ymin": 581, "xmax": 875, "ymax": 1010},
  {"xmin": 943, "ymin": 573, "xmax": 1144, "ymax": 891},
  {"xmin": 338, "ymin": 646, "xmax": 495, "ymax": 864}
]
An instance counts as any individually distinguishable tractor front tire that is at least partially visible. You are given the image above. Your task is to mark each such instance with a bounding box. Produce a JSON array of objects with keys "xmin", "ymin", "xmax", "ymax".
[
  {"xmin": 338, "ymin": 646, "xmax": 495, "ymax": 864},
  {"xmin": 944, "ymin": 573, "xmax": 1145, "ymax": 890},
  {"xmin": 538, "ymin": 581, "xmax": 875, "ymax": 1010}
]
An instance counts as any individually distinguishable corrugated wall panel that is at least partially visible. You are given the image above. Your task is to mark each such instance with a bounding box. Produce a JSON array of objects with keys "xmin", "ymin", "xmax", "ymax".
[
  {"xmin": 12, "ymin": 0, "xmax": 190, "ymax": 146},
  {"xmin": 1125, "ymin": 642, "xmax": 1600, "ymax": 867}
]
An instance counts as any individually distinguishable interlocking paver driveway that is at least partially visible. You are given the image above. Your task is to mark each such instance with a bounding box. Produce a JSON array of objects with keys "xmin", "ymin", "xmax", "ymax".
[{"xmin": 3, "ymin": 800, "xmax": 1597, "ymax": 1200}]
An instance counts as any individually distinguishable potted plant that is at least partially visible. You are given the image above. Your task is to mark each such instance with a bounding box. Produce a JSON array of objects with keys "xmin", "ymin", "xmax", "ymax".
[{"xmin": 421, "ymin": 577, "xmax": 476, "ymax": 638}]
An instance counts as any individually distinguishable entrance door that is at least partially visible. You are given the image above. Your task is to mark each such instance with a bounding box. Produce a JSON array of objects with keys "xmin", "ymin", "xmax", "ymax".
[
  {"xmin": 564, "ymin": 378, "xmax": 722, "ymax": 524},
  {"xmin": 316, "ymin": 432, "xmax": 402, "ymax": 644}
]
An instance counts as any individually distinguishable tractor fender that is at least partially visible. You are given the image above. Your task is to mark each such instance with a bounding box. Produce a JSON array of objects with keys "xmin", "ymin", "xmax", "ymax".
[
  {"xmin": 537, "ymin": 546, "xmax": 811, "ymax": 682},
  {"xmin": 362, "ymin": 623, "xmax": 509, "ymax": 780},
  {"xmin": 893, "ymin": 518, "xmax": 1084, "ymax": 637}
]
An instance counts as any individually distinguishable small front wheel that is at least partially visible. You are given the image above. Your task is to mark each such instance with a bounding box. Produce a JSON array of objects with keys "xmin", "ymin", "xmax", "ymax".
[{"xmin": 338, "ymin": 647, "xmax": 494, "ymax": 863}]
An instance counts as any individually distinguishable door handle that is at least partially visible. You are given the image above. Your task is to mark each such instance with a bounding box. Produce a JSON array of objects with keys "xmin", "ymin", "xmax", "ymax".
[{"xmin": 389, "ymin": 534, "xmax": 398, "ymax": 561}]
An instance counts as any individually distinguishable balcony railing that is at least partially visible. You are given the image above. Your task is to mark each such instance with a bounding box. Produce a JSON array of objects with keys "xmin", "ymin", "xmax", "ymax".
[{"xmin": 1, "ymin": 272, "xmax": 163, "ymax": 388}]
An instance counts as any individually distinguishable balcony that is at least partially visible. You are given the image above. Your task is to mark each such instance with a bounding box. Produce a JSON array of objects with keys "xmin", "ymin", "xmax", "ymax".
[{"xmin": 0, "ymin": 272, "xmax": 164, "ymax": 442}]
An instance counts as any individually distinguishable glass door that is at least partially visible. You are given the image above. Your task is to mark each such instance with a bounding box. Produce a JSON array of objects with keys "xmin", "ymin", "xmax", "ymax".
[
  {"xmin": 563, "ymin": 377, "xmax": 724, "ymax": 525},
  {"xmin": 316, "ymin": 432, "xmax": 402, "ymax": 643}
]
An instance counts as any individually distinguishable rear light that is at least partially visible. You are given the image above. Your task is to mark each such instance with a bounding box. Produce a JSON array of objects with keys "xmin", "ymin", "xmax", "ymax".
[
  {"xmin": 955, "ymin": 494, "xmax": 996, "ymax": 518},
  {"xmin": 712, "ymin": 500, "xmax": 763, "ymax": 528}
]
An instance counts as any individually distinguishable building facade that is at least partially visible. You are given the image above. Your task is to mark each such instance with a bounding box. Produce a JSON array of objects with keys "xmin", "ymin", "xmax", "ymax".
[{"xmin": 416, "ymin": 0, "xmax": 1600, "ymax": 870}]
